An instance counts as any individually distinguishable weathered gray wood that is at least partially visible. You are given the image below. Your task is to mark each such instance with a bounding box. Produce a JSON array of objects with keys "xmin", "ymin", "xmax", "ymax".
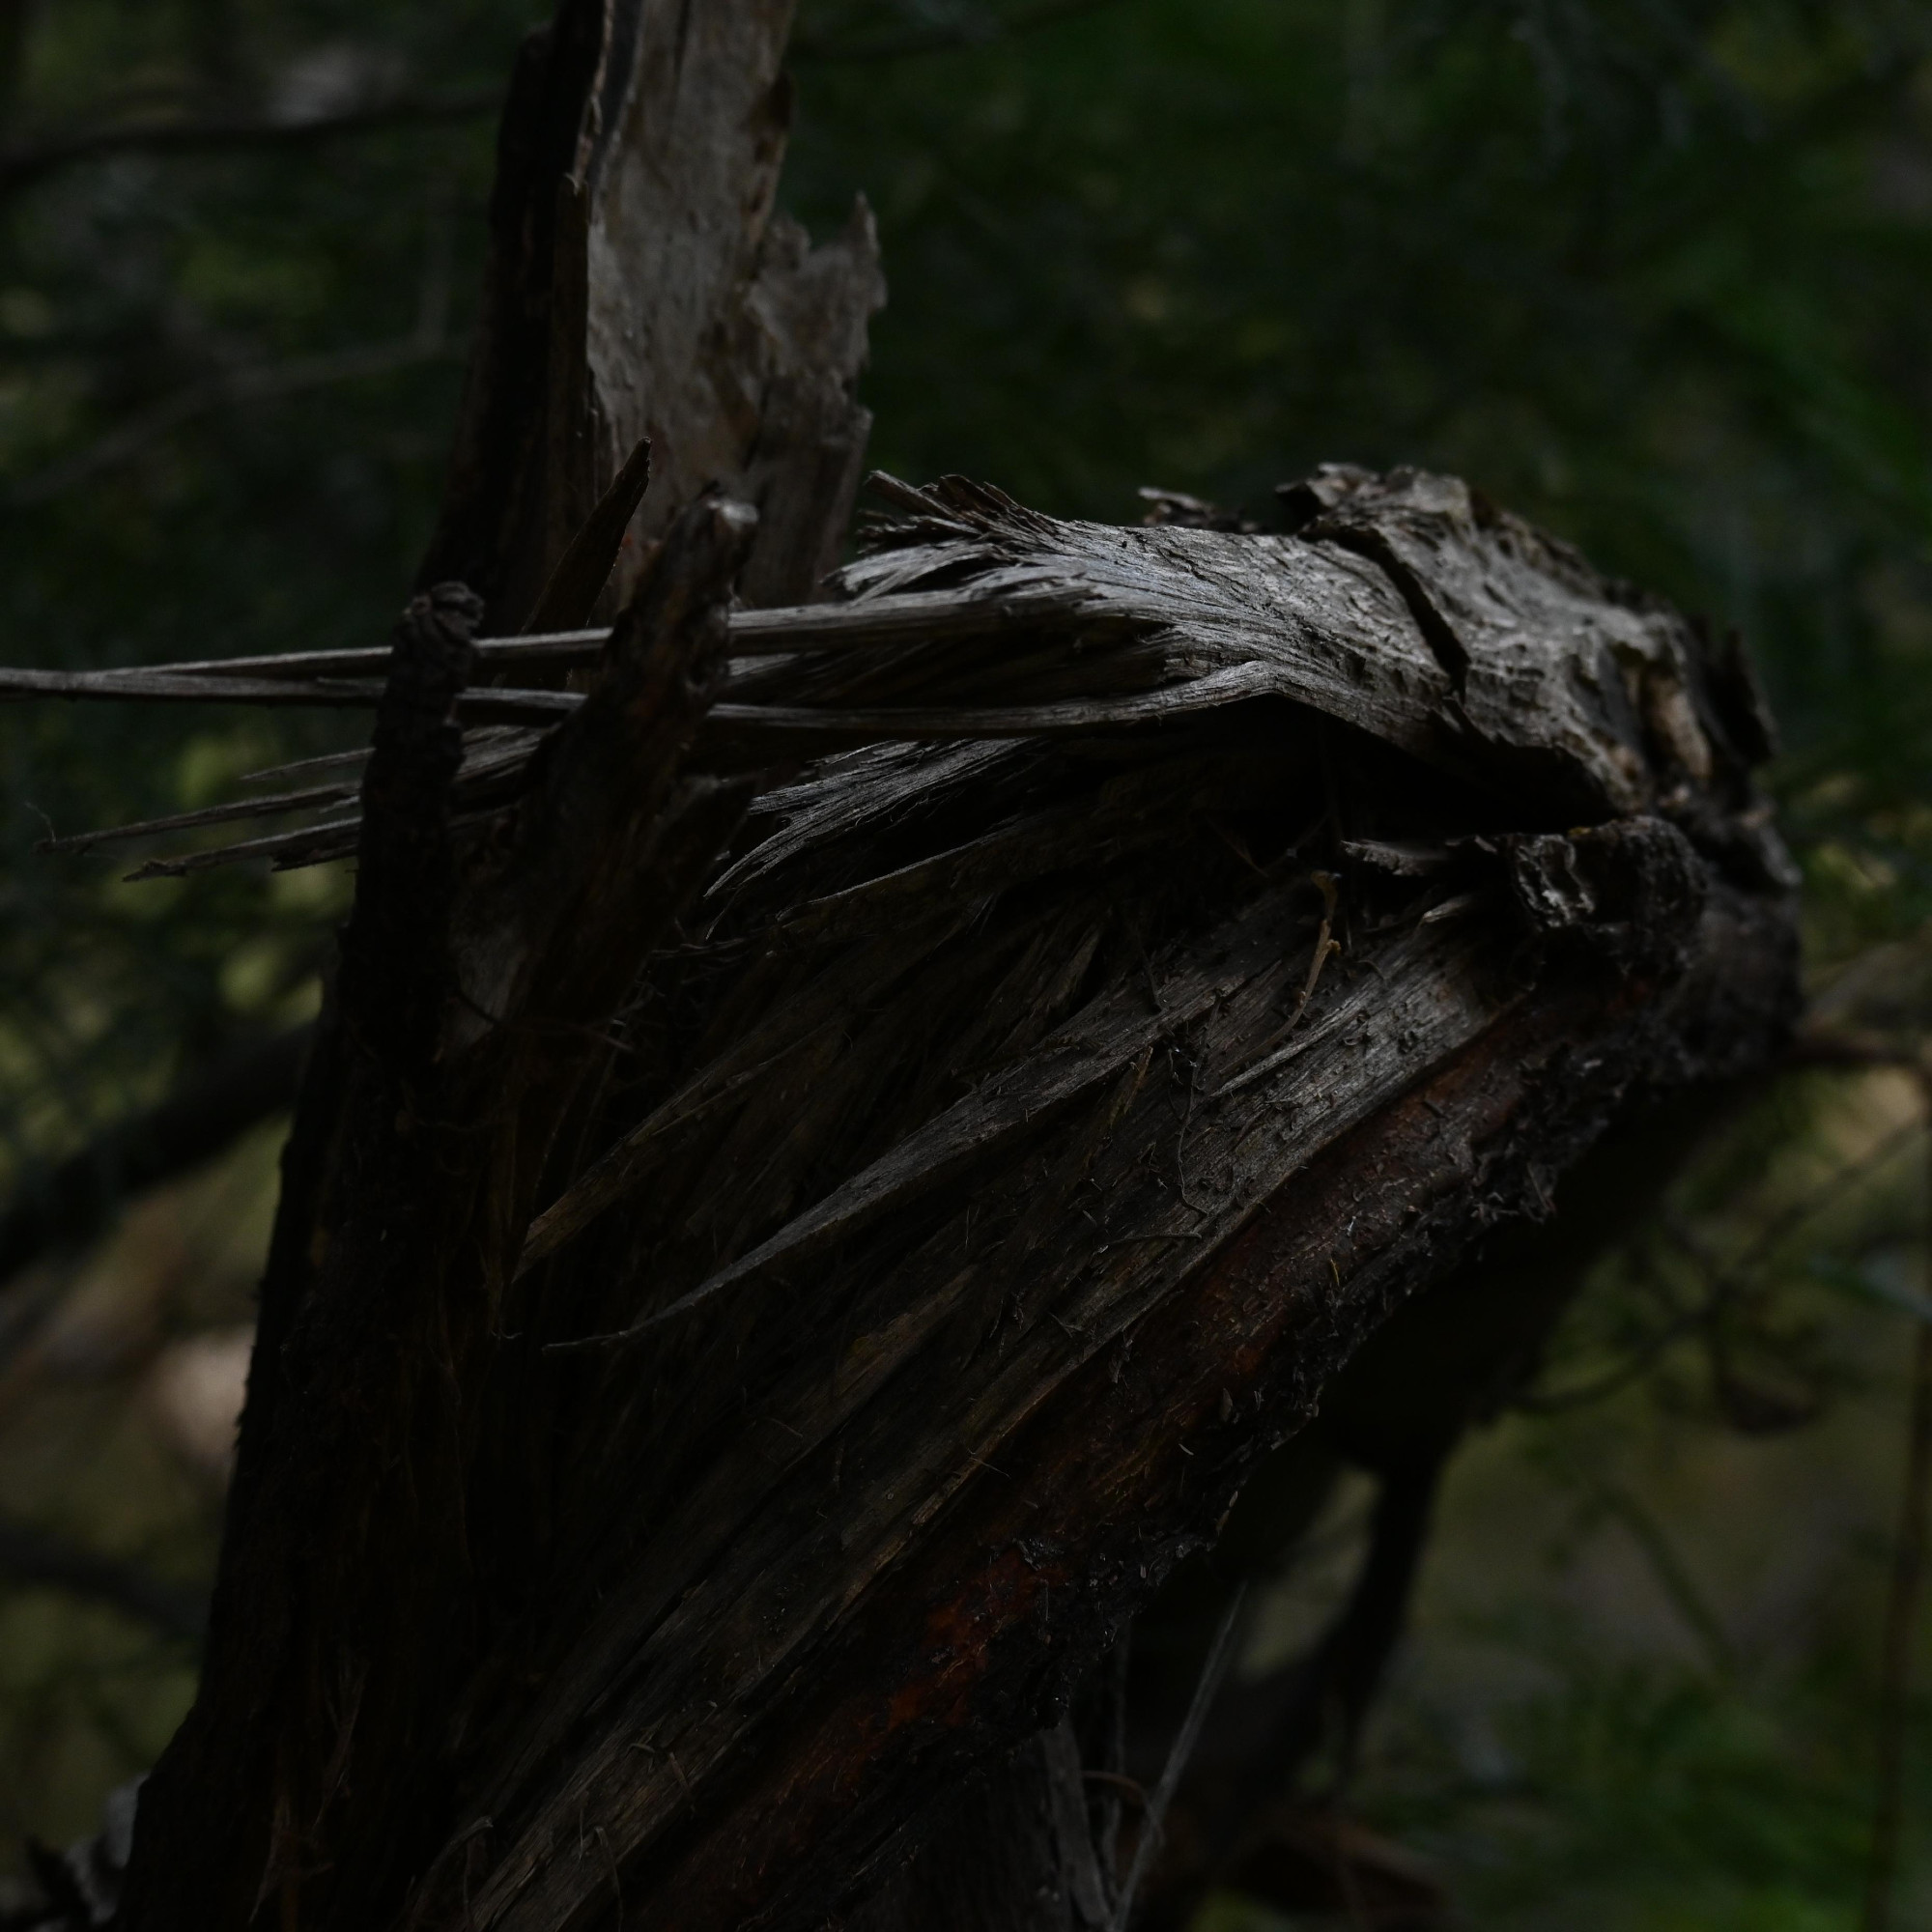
[
  {"xmin": 578, "ymin": 2, "xmax": 883, "ymax": 608},
  {"xmin": 417, "ymin": 0, "xmax": 883, "ymax": 625},
  {"xmin": 823, "ymin": 472, "xmax": 1783, "ymax": 825},
  {"xmin": 30, "ymin": 473, "xmax": 1795, "ymax": 893}
]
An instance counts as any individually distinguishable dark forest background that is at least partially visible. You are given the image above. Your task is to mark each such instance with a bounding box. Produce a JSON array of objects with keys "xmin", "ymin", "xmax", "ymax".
[{"xmin": 6, "ymin": 1, "xmax": 1932, "ymax": 1924}]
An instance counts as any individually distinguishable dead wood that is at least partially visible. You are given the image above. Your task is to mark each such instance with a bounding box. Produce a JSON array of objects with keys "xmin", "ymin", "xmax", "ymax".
[
  {"xmin": 19, "ymin": 465, "xmax": 1802, "ymax": 1932},
  {"xmin": 3, "ymin": 5, "xmax": 1802, "ymax": 1929},
  {"xmin": 414, "ymin": 0, "xmax": 882, "ymax": 625},
  {"xmin": 27, "ymin": 443, "xmax": 1791, "ymax": 1932}
]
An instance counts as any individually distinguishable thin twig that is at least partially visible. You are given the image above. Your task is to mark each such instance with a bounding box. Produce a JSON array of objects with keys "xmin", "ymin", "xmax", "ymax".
[
  {"xmin": 1108, "ymin": 1582, "xmax": 1247, "ymax": 1931},
  {"xmin": 0, "ymin": 665, "xmax": 576, "ymax": 717},
  {"xmin": 37, "ymin": 776, "xmax": 360, "ymax": 853},
  {"xmin": 2, "ymin": 579, "xmax": 1092, "ymax": 695},
  {"xmin": 1267, "ymin": 871, "xmax": 1341, "ymax": 1049},
  {"xmin": 1208, "ymin": 874, "xmax": 1340, "ymax": 1100},
  {"xmin": 124, "ymin": 812, "xmax": 365, "ymax": 880}
]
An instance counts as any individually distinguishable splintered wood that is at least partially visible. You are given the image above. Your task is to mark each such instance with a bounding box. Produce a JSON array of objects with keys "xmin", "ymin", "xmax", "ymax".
[
  {"xmin": 19, "ymin": 468, "xmax": 1792, "ymax": 887},
  {"xmin": 28, "ymin": 464, "xmax": 1798, "ymax": 1932},
  {"xmin": 415, "ymin": 471, "xmax": 1796, "ymax": 1932}
]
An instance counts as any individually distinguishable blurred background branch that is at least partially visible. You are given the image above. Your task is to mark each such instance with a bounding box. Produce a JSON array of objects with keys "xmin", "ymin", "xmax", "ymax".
[
  {"xmin": 0, "ymin": 86, "xmax": 500, "ymax": 202},
  {"xmin": 0, "ymin": 1518, "xmax": 204, "ymax": 1646},
  {"xmin": 11, "ymin": 174, "xmax": 460, "ymax": 504},
  {"xmin": 0, "ymin": 1024, "xmax": 306, "ymax": 1292}
]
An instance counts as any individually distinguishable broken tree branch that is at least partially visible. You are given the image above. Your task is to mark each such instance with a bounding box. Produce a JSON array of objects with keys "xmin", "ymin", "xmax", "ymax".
[
  {"xmin": 36, "ymin": 456, "xmax": 1793, "ymax": 1932},
  {"xmin": 17, "ymin": 438, "xmax": 1804, "ymax": 1931}
]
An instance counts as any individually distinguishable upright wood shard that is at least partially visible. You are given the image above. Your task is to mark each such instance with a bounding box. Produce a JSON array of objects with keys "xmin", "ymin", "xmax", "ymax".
[
  {"xmin": 582, "ymin": 6, "xmax": 882, "ymax": 606},
  {"xmin": 421, "ymin": 0, "xmax": 883, "ymax": 625},
  {"xmin": 727, "ymin": 203, "xmax": 887, "ymax": 607}
]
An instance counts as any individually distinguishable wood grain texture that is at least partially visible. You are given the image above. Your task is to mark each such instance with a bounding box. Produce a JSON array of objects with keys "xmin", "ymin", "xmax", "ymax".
[
  {"xmin": 34, "ymin": 444, "xmax": 1793, "ymax": 1931},
  {"xmin": 43, "ymin": 455, "xmax": 1797, "ymax": 1931},
  {"xmin": 14, "ymin": 0, "xmax": 1795, "ymax": 1921},
  {"xmin": 39, "ymin": 477, "xmax": 1790, "ymax": 896},
  {"xmin": 416, "ymin": 0, "xmax": 882, "ymax": 625}
]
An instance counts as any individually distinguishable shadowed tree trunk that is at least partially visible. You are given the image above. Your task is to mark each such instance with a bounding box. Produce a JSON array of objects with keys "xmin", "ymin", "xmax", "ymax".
[{"xmin": 0, "ymin": 4, "xmax": 1800, "ymax": 1930}]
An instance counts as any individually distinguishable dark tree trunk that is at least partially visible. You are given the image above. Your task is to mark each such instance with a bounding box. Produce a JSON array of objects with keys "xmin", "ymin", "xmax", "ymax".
[{"xmin": 0, "ymin": 5, "xmax": 1802, "ymax": 1930}]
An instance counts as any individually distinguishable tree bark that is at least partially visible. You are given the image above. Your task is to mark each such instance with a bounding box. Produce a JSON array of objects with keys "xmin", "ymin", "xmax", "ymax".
[
  {"xmin": 22, "ymin": 5, "xmax": 1797, "ymax": 1930},
  {"xmin": 102, "ymin": 497, "xmax": 1798, "ymax": 1932}
]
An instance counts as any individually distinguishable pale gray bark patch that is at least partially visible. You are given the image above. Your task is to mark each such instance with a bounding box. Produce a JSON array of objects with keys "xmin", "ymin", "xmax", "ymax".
[
  {"xmin": 581, "ymin": 1, "xmax": 884, "ymax": 609},
  {"xmin": 415, "ymin": 0, "xmax": 883, "ymax": 627}
]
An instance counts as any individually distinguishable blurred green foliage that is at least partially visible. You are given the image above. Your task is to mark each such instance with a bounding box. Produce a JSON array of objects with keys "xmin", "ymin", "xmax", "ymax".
[
  {"xmin": 6, "ymin": 0, "xmax": 1932, "ymax": 1919},
  {"xmin": 0, "ymin": 0, "xmax": 528, "ymax": 1168}
]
